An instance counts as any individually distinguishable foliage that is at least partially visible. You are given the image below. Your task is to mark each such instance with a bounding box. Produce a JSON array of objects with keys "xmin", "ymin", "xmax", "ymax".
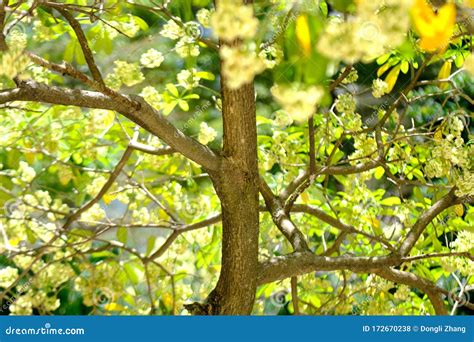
[{"xmin": 0, "ymin": 0, "xmax": 473, "ymax": 316}]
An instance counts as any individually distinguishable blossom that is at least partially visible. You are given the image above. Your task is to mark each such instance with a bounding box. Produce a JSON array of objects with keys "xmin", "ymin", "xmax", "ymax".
[
  {"xmin": 210, "ymin": 1, "xmax": 258, "ymax": 41},
  {"xmin": 273, "ymin": 110, "xmax": 293, "ymax": 128},
  {"xmin": 160, "ymin": 19, "xmax": 184, "ymax": 40},
  {"xmin": 110, "ymin": 60, "xmax": 144, "ymax": 87},
  {"xmin": 140, "ymin": 86, "xmax": 163, "ymax": 110},
  {"xmin": 259, "ymin": 44, "xmax": 283, "ymax": 69},
  {"xmin": 0, "ymin": 266, "xmax": 18, "ymax": 288},
  {"xmin": 12, "ymin": 161, "xmax": 36, "ymax": 184},
  {"xmin": 271, "ymin": 83, "xmax": 324, "ymax": 123},
  {"xmin": 177, "ymin": 69, "xmax": 201, "ymax": 89},
  {"xmin": 196, "ymin": 9, "xmax": 212, "ymax": 27},
  {"xmin": 175, "ymin": 36, "xmax": 200, "ymax": 57},
  {"xmin": 198, "ymin": 122, "xmax": 217, "ymax": 145},
  {"xmin": 335, "ymin": 93, "xmax": 356, "ymax": 114},
  {"xmin": 220, "ymin": 45, "xmax": 265, "ymax": 89},
  {"xmin": 411, "ymin": 0, "xmax": 456, "ymax": 52},
  {"xmin": 372, "ymin": 79, "xmax": 389, "ymax": 98},
  {"xmin": 464, "ymin": 54, "xmax": 474, "ymax": 75},
  {"xmin": 455, "ymin": 172, "xmax": 474, "ymax": 197},
  {"xmin": 140, "ymin": 49, "xmax": 164, "ymax": 68},
  {"xmin": 318, "ymin": 0, "xmax": 412, "ymax": 63}
]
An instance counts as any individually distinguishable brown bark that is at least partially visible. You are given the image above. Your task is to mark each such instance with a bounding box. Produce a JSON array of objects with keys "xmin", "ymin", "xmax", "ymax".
[
  {"xmin": 209, "ymin": 81, "xmax": 260, "ymax": 314},
  {"xmin": 185, "ymin": 51, "xmax": 259, "ymax": 314}
]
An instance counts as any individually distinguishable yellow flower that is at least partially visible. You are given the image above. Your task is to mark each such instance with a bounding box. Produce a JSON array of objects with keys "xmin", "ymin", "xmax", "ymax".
[
  {"xmin": 295, "ymin": 15, "xmax": 312, "ymax": 57},
  {"xmin": 411, "ymin": 0, "xmax": 456, "ymax": 52},
  {"xmin": 437, "ymin": 60, "xmax": 452, "ymax": 89},
  {"xmin": 385, "ymin": 65, "xmax": 401, "ymax": 93}
]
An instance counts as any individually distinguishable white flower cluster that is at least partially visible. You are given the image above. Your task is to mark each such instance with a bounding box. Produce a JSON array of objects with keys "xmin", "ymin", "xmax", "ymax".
[
  {"xmin": 335, "ymin": 93, "xmax": 356, "ymax": 114},
  {"xmin": 196, "ymin": 9, "xmax": 212, "ymax": 28},
  {"xmin": 140, "ymin": 48, "xmax": 164, "ymax": 68},
  {"xmin": 177, "ymin": 68, "xmax": 201, "ymax": 89},
  {"xmin": 12, "ymin": 161, "xmax": 36, "ymax": 185},
  {"xmin": 0, "ymin": 266, "xmax": 18, "ymax": 288},
  {"xmin": 455, "ymin": 172, "xmax": 474, "ymax": 197},
  {"xmin": 160, "ymin": 19, "xmax": 184, "ymax": 40},
  {"xmin": 198, "ymin": 122, "xmax": 217, "ymax": 145},
  {"xmin": 317, "ymin": 0, "xmax": 412, "ymax": 63},
  {"xmin": 220, "ymin": 45, "xmax": 265, "ymax": 89},
  {"xmin": 372, "ymin": 79, "xmax": 389, "ymax": 98},
  {"xmin": 259, "ymin": 44, "xmax": 284, "ymax": 69},
  {"xmin": 448, "ymin": 230, "xmax": 474, "ymax": 275},
  {"xmin": 342, "ymin": 69, "xmax": 359, "ymax": 84},
  {"xmin": 210, "ymin": 1, "xmax": 258, "ymax": 41},
  {"xmin": 335, "ymin": 93, "xmax": 363, "ymax": 131},
  {"xmin": 106, "ymin": 60, "xmax": 144, "ymax": 88},
  {"xmin": 425, "ymin": 117, "xmax": 468, "ymax": 179},
  {"xmin": 79, "ymin": 203, "xmax": 105, "ymax": 223},
  {"xmin": 271, "ymin": 84, "xmax": 324, "ymax": 122},
  {"xmin": 160, "ymin": 19, "xmax": 202, "ymax": 58},
  {"xmin": 107, "ymin": 15, "xmax": 141, "ymax": 38},
  {"xmin": 140, "ymin": 86, "xmax": 163, "ymax": 111}
]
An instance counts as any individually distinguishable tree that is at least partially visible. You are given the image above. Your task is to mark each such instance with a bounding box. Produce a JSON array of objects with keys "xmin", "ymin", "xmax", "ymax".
[{"xmin": 0, "ymin": 0, "xmax": 473, "ymax": 316}]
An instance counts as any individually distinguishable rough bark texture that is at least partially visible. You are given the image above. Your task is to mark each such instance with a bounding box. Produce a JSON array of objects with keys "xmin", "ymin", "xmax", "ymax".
[
  {"xmin": 185, "ymin": 69, "xmax": 260, "ymax": 314},
  {"xmin": 210, "ymin": 80, "xmax": 260, "ymax": 314}
]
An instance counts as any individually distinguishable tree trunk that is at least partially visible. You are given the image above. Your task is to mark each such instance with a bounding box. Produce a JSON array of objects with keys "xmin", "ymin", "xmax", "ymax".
[
  {"xmin": 185, "ymin": 71, "xmax": 259, "ymax": 315},
  {"xmin": 211, "ymin": 80, "xmax": 260, "ymax": 314},
  {"xmin": 182, "ymin": 0, "xmax": 259, "ymax": 315}
]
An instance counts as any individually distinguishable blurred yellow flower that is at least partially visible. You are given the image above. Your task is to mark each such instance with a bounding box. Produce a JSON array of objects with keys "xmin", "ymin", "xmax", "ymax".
[
  {"xmin": 411, "ymin": 0, "xmax": 456, "ymax": 52},
  {"xmin": 296, "ymin": 15, "xmax": 312, "ymax": 57},
  {"xmin": 437, "ymin": 60, "xmax": 452, "ymax": 89}
]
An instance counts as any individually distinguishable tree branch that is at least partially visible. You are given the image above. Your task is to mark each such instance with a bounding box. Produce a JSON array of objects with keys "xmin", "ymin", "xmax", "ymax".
[
  {"xmin": 62, "ymin": 135, "xmax": 136, "ymax": 229},
  {"xmin": 257, "ymin": 253, "xmax": 400, "ymax": 285},
  {"xmin": 146, "ymin": 214, "xmax": 222, "ymax": 261},
  {"xmin": 259, "ymin": 178, "xmax": 310, "ymax": 252},
  {"xmin": 373, "ymin": 267, "xmax": 448, "ymax": 315},
  {"xmin": 0, "ymin": 81, "xmax": 220, "ymax": 171},
  {"xmin": 291, "ymin": 204, "xmax": 396, "ymax": 252},
  {"xmin": 46, "ymin": 3, "xmax": 104, "ymax": 84},
  {"xmin": 399, "ymin": 188, "xmax": 457, "ymax": 256}
]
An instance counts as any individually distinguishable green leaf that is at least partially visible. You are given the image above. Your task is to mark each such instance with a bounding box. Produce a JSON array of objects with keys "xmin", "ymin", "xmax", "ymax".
[
  {"xmin": 146, "ymin": 236, "xmax": 157, "ymax": 256},
  {"xmin": 178, "ymin": 100, "xmax": 189, "ymax": 111},
  {"xmin": 380, "ymin": 197, "xmax": 401, "ymax": 206},
  {"xmin": 166, "ymin": 83, "xmax": 179, "ymax": 97},
  {"xmin": 183, "ymin": 94, "xmax": 200, "ymax": 100},
  {"xmin": 117, "ymin": 227, "xmax": 128, "ymax": 245},
  {"xmin": 400, "ymin": 60, "xmax": 409, "ymax": 74},
  {"xmin": 374, "ymin": 166, "xmax": 385, "ymax": 180},
  {"xmin": 376, "ymin": 53, "xmax": 391, "ymax": 65},
  {"xmin": 132, "ymin": 16, "xmax": 149, "ymax": 31},
  {"xmin": 123, "ymin": 261, "xmax": 144, "ymax": 284},
  {"xmin": 195, "ymin": 71, "xmax": 215, "ymax": 81},
  {"xmin": 319, "ymin": 1, "xmax": 329, "ymax": 16}
]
